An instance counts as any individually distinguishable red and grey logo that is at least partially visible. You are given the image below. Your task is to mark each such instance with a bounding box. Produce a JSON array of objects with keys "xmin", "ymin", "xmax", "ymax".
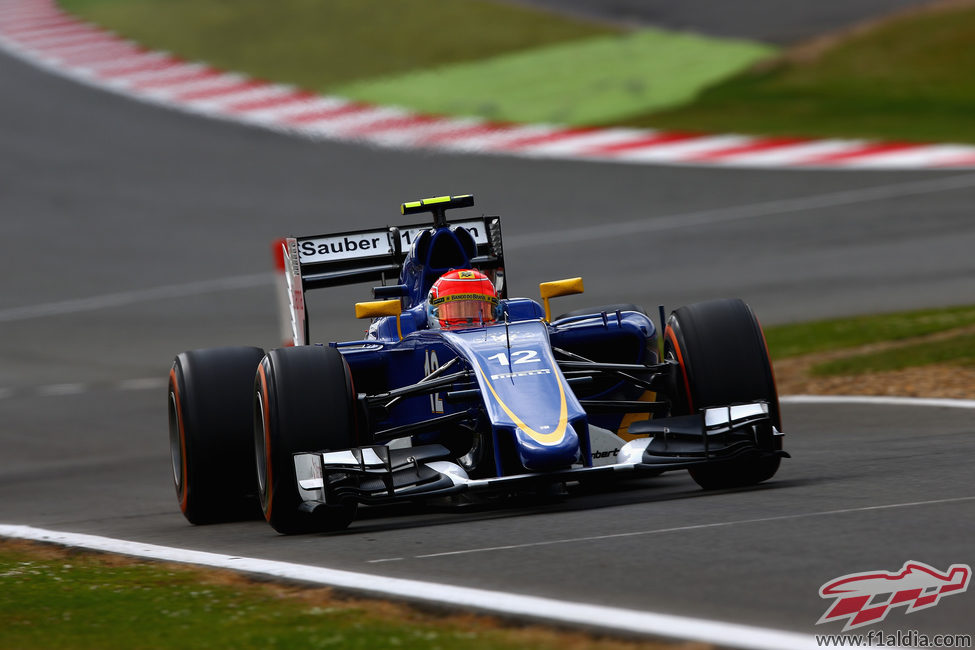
[{"xmin": 818, "ymin": 561, "xmax": 970, "ymax": 631}]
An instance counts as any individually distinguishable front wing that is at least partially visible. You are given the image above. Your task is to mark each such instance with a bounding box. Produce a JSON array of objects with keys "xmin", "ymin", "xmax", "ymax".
[{"xmin": 293, "ymin": 403, "xmax": 787, "ymax": 507}]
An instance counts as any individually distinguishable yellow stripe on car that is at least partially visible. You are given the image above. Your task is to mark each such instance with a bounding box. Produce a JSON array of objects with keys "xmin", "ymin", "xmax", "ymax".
[{"xmin": 473, "ymin": 360, "xmax": 568, "ymax": 445}]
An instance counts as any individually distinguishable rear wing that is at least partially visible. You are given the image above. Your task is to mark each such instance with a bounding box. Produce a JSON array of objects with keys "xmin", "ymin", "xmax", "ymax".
[{"xmin": 276, "ymin": 200, "xmax": 504, "ymax": 346}]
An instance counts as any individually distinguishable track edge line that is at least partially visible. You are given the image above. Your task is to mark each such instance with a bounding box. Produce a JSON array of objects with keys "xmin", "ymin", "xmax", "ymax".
[{"xmin": 0, "ymin": 523, "xmax": 822, "ymax": 650}]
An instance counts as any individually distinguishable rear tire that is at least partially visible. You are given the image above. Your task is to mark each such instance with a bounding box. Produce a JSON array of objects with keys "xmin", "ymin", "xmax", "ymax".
[
  {"xmin": 664, "ymin": 299, "xmax": 781, "ymax": 490},
  {"xmin": 168, "ymin": 346, "xmax": 266, "ymax": 524},
  {"xmin": 255, "ymin": 346, "xmax": 358, "ymax": 534}
]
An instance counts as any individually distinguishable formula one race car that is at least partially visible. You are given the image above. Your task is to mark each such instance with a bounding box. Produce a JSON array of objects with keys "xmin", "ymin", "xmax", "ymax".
[{"xmin": 168, "ymin": 195, "xmax": 787, "ymax": 534}]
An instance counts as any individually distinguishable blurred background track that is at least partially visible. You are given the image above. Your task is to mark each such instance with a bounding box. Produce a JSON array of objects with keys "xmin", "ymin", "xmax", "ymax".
[{"xmin": 500, "ymin": 0, "xmax": 944, "ymax": 41}]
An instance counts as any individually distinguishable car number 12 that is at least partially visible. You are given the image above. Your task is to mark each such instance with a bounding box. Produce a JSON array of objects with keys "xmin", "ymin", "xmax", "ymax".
[
  {"xmin": 424, "ymin": 349, "xmax": 444, "ymax": 413},
  {"xmin": 487, "ymin": 350, "xmax": 539, "ymax": 366}
]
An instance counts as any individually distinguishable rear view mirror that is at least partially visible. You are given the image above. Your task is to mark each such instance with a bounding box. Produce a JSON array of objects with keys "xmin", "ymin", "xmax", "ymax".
[
  {"xmin": 539, "ymin": 277, "xmax": 584, "ymax": 321},
  {"xmin": 355, "ymin": 299, "xmax": 403, "ymax": 339}
]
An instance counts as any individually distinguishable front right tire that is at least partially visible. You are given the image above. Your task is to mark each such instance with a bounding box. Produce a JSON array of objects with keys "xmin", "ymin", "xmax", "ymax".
[
  {"xmin": 664, "ymin": 298, "xmax": 782, "ymax": 490},
  {"xmin": 255, "ymin": 346, "xmax": 359, "ymax": 534}
]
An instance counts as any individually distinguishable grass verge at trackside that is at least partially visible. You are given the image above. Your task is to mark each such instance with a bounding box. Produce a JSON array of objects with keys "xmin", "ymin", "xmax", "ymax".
[
  {"xmin": 57, "ymin": 0, "xmax": 620, "ymax": 91},
  {"xmin": 56, "ymin": 0, "xmax": 773, "ymax": 126},
  {"xmin": 0, "ymin": 541, "xmax": 666, "ymax": 650},
  {"xmin": 56, "ymin": 0, "xmax": 975, "ymax": 143},
  {"xmin": 764, "ymin": 305, "xmax": 975, "ymax": 376},
  {"xmin": 334, "ymin": 30, "xmax": 774, "ymax": 125},
  {"xmin": 811, "ymin": 333, "xmax": 975, "ymax": 376},
  {"xmin": 619, "ymin": 2, "xmax": 975, "ymax": 144}
]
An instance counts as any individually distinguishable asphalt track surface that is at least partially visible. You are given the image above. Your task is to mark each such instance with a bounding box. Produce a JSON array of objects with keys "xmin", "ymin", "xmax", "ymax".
[
  {"xmin": 505, "ymin": 0, "xmax": 940, "ymax": 43},
  {"xmin": 2, "ymin": 12, "xmax": 975, "ymax": 646}
]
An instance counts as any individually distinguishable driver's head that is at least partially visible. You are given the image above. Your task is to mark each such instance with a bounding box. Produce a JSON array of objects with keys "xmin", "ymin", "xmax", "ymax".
[{"xmin": 427, "ymin": 269, "xmax": 499, "ymax": 330}]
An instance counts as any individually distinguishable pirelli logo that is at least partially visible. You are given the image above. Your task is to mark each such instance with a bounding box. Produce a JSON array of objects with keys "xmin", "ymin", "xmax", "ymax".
[{"xmin": 490, "ymin": 368, "xmax": 552, "ymax": 381}]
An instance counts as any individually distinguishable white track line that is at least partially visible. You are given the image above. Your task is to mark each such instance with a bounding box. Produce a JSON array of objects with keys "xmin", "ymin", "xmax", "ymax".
[
  {"xmin": 1, "ymin": 401, "xmax": 969, "ymax": 642},
  {"xmin": 781, "ymin": 395, "xmax": 975, "ymax": 409},
  {"xmin": 116, "ymin": 377, "xmax": 167, "ymax": 391},
  {"xmin": 508, "ymin": 171, "xmax": 975, "ymax": 248},
  {"xmin": 35, "ymin": 383, "xmax": 85, "ymax": 396},
  {"xmin": 368, "ymin": 496, "xmax": 975, "ymax": 562},
  {"xmin": 2, "ymin": 171, "xmax": 974, "ymax": 324},
  {"xmin": 0, "ymin": 524, "xmax": 824, "ymax": 650},
  {"xmin": 0, "ymin": 272, "xmax": 273, "ymax": 323},
  {"xmin": 0, "ymin": 378, "xmax": 167, "ymax": 400}
]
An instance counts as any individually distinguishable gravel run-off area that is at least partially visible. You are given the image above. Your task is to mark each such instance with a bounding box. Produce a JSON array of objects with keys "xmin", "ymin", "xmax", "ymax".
[{"xmin": 776, "ymin": 356, "xmax": 975, "ymax": 400}]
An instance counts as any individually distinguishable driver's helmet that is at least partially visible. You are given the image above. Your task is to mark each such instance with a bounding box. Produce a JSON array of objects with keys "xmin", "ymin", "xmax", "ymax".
[{"xmin": 427, "ymin": 269, "xmax": 499, "ymax": 330}]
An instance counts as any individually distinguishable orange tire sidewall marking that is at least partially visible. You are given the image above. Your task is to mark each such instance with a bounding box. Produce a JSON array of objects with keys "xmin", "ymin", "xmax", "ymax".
[
  {"xmin": 257, "ymin": 362, "xmax": 274, "ymax": 521},
  {"xmin": 755, "ymin": 318, "xmax": 782, "ymax": 428},
  {"xmin": 665, "ymin": 327, "xmax": 694, "ymax": 413},
  {"xmin": 344, "ymin": 357, "xmax": 361, "ymax": 446},
  {"xmin": 169, "ymin": 368, "xmax": 189, "ymax": 513}
]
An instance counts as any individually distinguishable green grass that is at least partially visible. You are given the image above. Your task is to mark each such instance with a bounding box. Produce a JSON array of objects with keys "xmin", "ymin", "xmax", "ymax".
[
  {"xmin": 57, "ymin": 0, "xmax": 772, "ymax": 126},
  {"xmin": 58, "ymin": 0, "xmax": 621, "ymax": 91},
  {"xmin": 335, "ymin": 29, "xmax": 774, "ymax": 125},
  {"xmin": 810, "ymin": 333, "xmax": 975, "ymax": 376},
  {"xmin": 764, "ymin": 305, "xmax": 975, "ymax": 359},
  {"xmin": 0, "ymin": 543, "xmax": 652, "ymax": 650},
  {"xmin": 56, "ymin": 0, "xmax": 975, "ymax": 143},
  {"xmin": 58, "ymin": 0, "xmax": 975, "ymax": 143},
  {"xmin": 618, "ymin": 4, "xmax": 975, "ymax": 143},
  {"xmin": 764, "ymin": 305, "xmax": 975, "ymax": 377}
]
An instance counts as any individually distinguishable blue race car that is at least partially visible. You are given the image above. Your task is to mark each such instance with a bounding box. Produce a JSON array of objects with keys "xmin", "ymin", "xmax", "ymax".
[{"xmin": 168, "ymin": 195, "xmax": 787, "ymax": 534}]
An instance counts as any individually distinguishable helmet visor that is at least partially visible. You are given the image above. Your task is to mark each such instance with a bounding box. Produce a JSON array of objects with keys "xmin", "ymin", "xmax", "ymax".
[{"xmin": 433, "ymin": 293, "xmax": 498, "ymax": 328}]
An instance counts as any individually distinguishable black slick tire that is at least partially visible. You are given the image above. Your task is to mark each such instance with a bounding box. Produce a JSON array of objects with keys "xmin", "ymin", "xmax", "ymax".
[
  {"xmin": 664, "ymin": 299, "xmax": 782, "ymax": 490},
  {"xmin": 168, "ymin": 346, "xmax": 266, "ymax": 524},
  {"xmin": 254, "ymin": 346, "xmax": 358, "ymax": 534}
]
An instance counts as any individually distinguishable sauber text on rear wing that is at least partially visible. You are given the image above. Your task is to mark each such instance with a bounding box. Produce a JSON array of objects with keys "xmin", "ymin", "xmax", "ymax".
[{"xmin": 277, "ymin": 216, "xmax": 504, "ymax": 346}]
